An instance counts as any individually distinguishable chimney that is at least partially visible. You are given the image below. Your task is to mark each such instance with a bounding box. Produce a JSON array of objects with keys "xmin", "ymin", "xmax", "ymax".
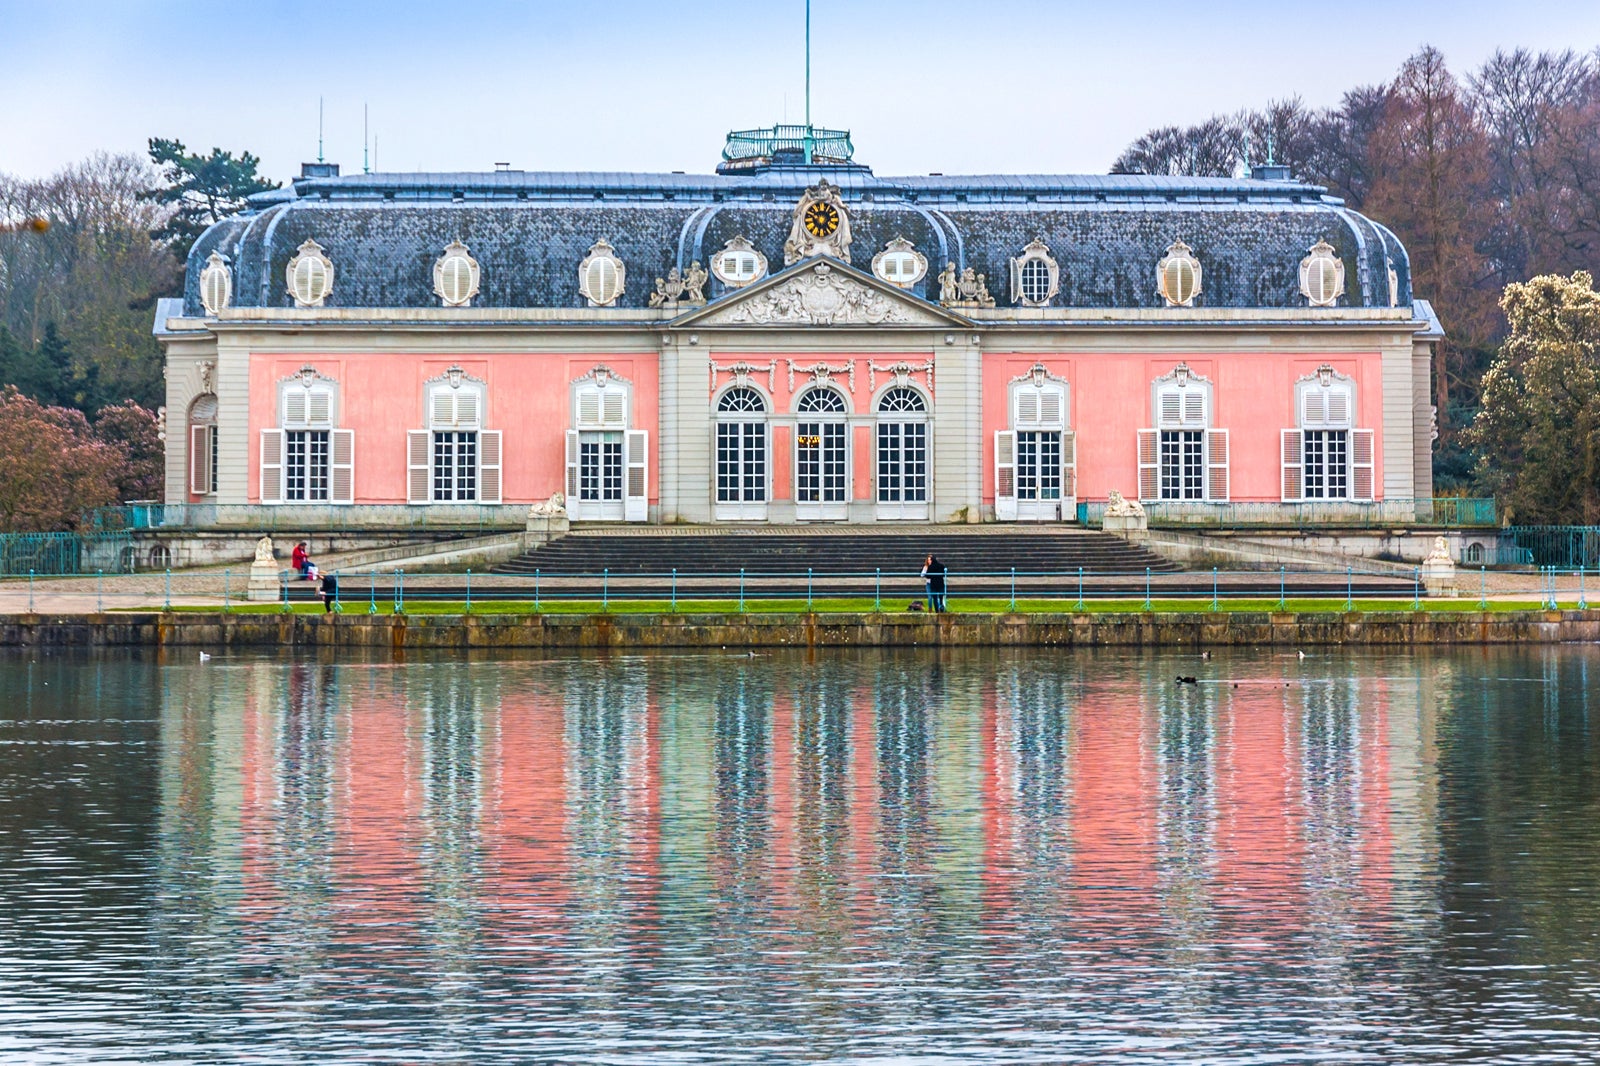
[{"xmin": 299, "ymin": 162, "xmax": 341, "ymax": 180}]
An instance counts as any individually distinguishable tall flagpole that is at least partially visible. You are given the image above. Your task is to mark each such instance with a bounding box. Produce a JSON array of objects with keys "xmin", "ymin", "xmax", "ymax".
[{"xmin": 804, "ymin": 0, "xmax": 813, "ymax": 164}]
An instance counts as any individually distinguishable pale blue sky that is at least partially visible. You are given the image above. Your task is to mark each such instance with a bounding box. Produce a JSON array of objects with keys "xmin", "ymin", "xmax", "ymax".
[{"xmin": 4, "ymin": 0, "xmax": 1598, "ymax": 180}]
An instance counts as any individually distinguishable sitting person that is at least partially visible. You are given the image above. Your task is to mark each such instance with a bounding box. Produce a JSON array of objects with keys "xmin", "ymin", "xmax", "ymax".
[{"xmin": 291, "ymin": 541, "xmax": 314, "ymax": 580}]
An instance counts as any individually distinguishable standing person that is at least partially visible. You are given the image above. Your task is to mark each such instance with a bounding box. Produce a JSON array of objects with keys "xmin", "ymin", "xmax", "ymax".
[
  {"xmin": 921, "ymin": 554, "xmax": 948, "ymax": 613},
  {"xmin": 320, "ymin": 570, "xmax": 339, "ymax": 613}
]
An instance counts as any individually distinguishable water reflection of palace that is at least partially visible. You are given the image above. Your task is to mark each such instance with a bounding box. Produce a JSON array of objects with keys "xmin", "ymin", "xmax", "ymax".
[{"xmin": 154, "ymin": 653, "xmax": 1444, "ymax": 992}]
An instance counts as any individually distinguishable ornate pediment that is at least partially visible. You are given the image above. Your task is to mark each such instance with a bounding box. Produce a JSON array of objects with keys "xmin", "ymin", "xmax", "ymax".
[{"xmin": 676, "ymin": 261, "xmax": 967, "ymax": 329}]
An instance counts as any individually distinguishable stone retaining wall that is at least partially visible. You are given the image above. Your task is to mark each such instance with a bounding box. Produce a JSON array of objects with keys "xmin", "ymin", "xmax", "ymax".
[{"xmin": 0, "ymin": 610, "xmax": 1596, "ymax": 648}]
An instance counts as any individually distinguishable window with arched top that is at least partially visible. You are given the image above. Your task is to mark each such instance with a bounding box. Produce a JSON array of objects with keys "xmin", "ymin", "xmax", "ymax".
[
  {"xmin": 712, "ymin": 237, "xmax": 768, "ymax": 288},
  {"xmin": 285, "ymin": 239, "xmax": 334, "ymax": 308},
  {"xmin": 262, "ymin": 371, "xmax": 352, "ymax": 505},
  {"xmin": 716, "ymin": 387, "xmax": 769, "ymax": 519},
  {"xmin": 188, "ymin": 393, "xmax": 218, "ymax": 496},
  {"xmin": 876, "ymin": 386, "xmax": 929, "ymax": 518},
  {"xmin": 797, "ymin": 388, "xmax": 847, "ymax": 414},
  {"xmin": 795, "ymin": 388, "xmax": 849, "ymax": 516},
  {"xmin": 199, "ymin": 253, "xmax": 231, "ymax": 315},
  {"xmin": 1137, "ymin": 365, "xmax": 1227, "ymax": 502},
  {"xmin": 1283, "ymin": 367, "xmax": 1373, "ymax": 502},
  {"xmin": 1009, "ymin": 239, "xmax": 1060, "ymax": 307}
]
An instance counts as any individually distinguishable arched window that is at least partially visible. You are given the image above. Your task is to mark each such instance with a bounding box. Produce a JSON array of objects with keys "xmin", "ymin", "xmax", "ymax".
[
  {"xmin": 1009, "ymin": 239, "xmax": 1060, "ymax": 307},
  {"xmin": 262, "ymin": 369, "xmax": 352, "ymax": 505},
  {"xmin": 995, "ymin": 366, "xmax": 1074, "ymax": 521},
  {"xmin": 1137, "ymin": 365, "xmax": 1228, "ymax": 502},
  {"xmin": 188, "ymin": 393, "xmax": 218, "ymax": 497},
  {"xmin": 406, "ymin": 369, "xmax": 500, "ymax": 504},
  {"xmin": 716, "ymin": 387, "xmax": 769, "ymax": 520},
  {"xmin": 1283, "ymin": 366, "xmax": 1373, "ymax": 502},
  {"xmin": 795, "ymin": 387, "xmax": 848, "ymax": 519},
  {"xmin": 876, "ymin": 387, "xmax": 929, "ymax": 519}
]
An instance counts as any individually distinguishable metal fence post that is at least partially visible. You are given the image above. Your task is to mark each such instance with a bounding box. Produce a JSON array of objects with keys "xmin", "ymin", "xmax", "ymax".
[
  {"xmin": 1480, "ymin": 565, "xmax": 1487, "ymax": 611},
  {"xmin": 603, "ymin": 568, "xmax": 610, "ymax": 612},
  {"xmin": 165, "ymin": 568, "xmax": 172, "ymax": 611},
  {"xmin": 98, "ymin": 569, "xmax": 105, "ymax": 614},
  {"xmin": 1009, "ymin": 567, "xmax": 1017, "ymax": 612},
  {"xmin": 1211, "ymin": 567, "xmax": 1219, "ymax": 612},
  {"xmin": 1278, "ymin": 565, "xmax": 1286, "ymax": 610},
  {"xmin": 281, "ymin": 571, "xmax": 290, "ymax": 614},
  {"xmin": 1413, "ymin": 567, "xmax": 1421, "ymax": 611},
  {"xmin": 465, "ymin": 568, "xmax": 472, "ymax": 614},
  {"xmin": 1580, "ymin": 567, "xmax": 1588, "ymax": 611},
  {"xmin": 807, "ymin": 567, "xmax": 813, "ymax": 611},
  {"xmin": 875, "ymin": 568, "xmax": 882, "ymax": 613},
  {"xmin": 221, "ymin": 569, "xmax": 228, "ymax": 613},
  {"xmin": 1076, "ymin": 566, "xmax": 1084, "ymax": 612},
  {"xmin": 671, "ymin": 568, "xmax": 677, "ymax": 613},
  {"xmin": 368, "ymin": 569, "xmax": 377, "ymax": 615},
  {"xmin": 27, "ymin": 569, "xmax": 33, "ymax": 613},
  {"xmin": 535, "ymin": 568, "xmax": 541, "ymax": 612},
  {"xmin": 739, "ymin": 567, "xmax": 746, "ymax": 613},
  {"xmin": 1144, "ymin": 567, "xmax": 1152, "ymax": 613},
  {"xmin": 332, "ymin": 569, "xmax": 343, "ymax": 613},
  {"xmin": 1345, "ymin": 566, "xmax": 1353, "ymax": 612},
  {"xmin": 394, "ymin": 569, "xmax": 404, "ymax": 615}
]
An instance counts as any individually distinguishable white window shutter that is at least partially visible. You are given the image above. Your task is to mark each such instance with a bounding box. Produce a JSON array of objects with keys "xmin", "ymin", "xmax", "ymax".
[
  {"xmin": 1328, "ymin": 388, "xmax": 1350, "ymax": 426},
  {"xmin": 189, "ymin": 425, "xmax": 211, "ymax": 496},
  {"xmin": 1351, "ymin": 428, "xmax": 1375, "ymax": 501},
  {"xmin": 1138, "ymin": 429, "xmax": 1160, "ymax": 501},
  {"xmin": 1015, "ymin": 390, "xmax": 1039, "ymax": 427},
  {"xmin": 285, "ymin": 390, "xmax": 307, "ymax": 426},
  {"xmin": 1206, "ymin": 428, "xmax": 1229, "ymax": 502},
  {"xmin": 1009, "ymin": 257, "xmax": 1022, "ymax": 304},
  {"xmin": 1281, "ymin": 429, "xmax": 1303, "ymax": 502},
  {"xmin": 1159, "ymin": 389, "xmax": 1181, "ymax": 427},
  {"xmin": 479, "ymin": 429, "xmax": 502, "ymax": 504},
  {"xmin": 565, "ymin": 429, "xmax": 581, "ymax": 500},
  {"xmin": 602, "ymin": 390, "xmax": 626, "ymax": 429},
  {"xmin": 431, "ymin": 388, "xmax": 454, "ymax": 427},
  {"xmin": 1303, "ymin": 390, "xmax": 1327, "ymax": 426},
  {"xmin": 308, "ymin": 389, "xmax": 332, "ymax": 426},
  {"xmin": 330, "ymin": 429, "xmax": 355, "ymax": 504},
  {"xmin": 458, "ymin": 390, "xmax": 480, "ymax": 428},
  {"xmin": 994, "ymin": 430, "xmax": 1017, "ymax": 521},
  {"xmin": 260, "ymin": 429, "xmax": 284, "ymax": 504},
  {"xmin": 624, "ymin": 429, "xmax": 648, "ymax": 522},
  {"xmin": 577, "ymin": 388, "xmax": 600, "ymax": 428},
  {"xmin": 1039, "ymin": 387, "xmax": 1063, "ymax": 427},
  {"xmin": 407, "ymin": 430, "xmax": 431, "ymax": 503},
  {"xmin": 1183, "ymin": 390, "xmax": 1205, "ymax": 426},
  {"xmin": 1061, "ymin": 430, "xmax": 1076, "ymax": 505}
]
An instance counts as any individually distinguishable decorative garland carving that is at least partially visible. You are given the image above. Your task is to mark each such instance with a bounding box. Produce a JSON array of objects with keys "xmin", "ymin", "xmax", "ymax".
[
  {"xmin": 867, "ymin": 360, "xmax": 936, "ymax": 397},
  {"xmin": 786, "ymin": 359, "xmax": 856, "ymax": 393},
  {"xmin": 709, "ymin": 360, "xmax": 777, "ymax": 396}
]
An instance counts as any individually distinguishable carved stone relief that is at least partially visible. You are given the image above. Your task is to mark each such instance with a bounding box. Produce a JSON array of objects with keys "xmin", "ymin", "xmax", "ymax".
[{"xmin": 712, "ymin": 263, "xmax": 914, "ymax": 326}]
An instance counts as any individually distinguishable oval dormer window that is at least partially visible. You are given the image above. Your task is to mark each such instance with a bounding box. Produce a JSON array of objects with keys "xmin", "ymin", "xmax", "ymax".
[
  {"xmin": 1157, "ymin": 240, "xmax": 1201, "ymax": 307},
  {"xmin": 286, "ymin": 239, "xmax": 334, "ymax": 308},
  {"xmin": 711, "ymin": 236, "xmax": 768, "ymax": 288},
  {"xmin": 1300, "ymin": 240, "xmax": 1346, "ymax": 307},
  {"xmin": 579, "ymin": 239, "xmax": 625, "ymax": 307},
  {"xmin": 872, "ymin": 237, "xmax": 928, "ymax": 290},
  {"xmin": 433, "ymin": 240, "xmax": 481, "ymax": 307},
  {"xmin": 199, "ymin": 252, "xmax": 231, "ymax": 315}
]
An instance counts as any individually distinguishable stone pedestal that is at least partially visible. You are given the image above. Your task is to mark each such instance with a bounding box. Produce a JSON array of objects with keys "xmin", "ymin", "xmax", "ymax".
[
  {"xmin": 1103, "ymin": 511, "xmax": 1149, "ymax": 539},
  {"xmin": 1421, "ymin": 535, "xmax": 1458, "ymax": 597},
  {"xmin": 524, "ymin": 513, "xmax": 570, "ymax": 550},
  {"xmin": 246, "ymin": 535, "xmax": 281, "ymax": 602}
]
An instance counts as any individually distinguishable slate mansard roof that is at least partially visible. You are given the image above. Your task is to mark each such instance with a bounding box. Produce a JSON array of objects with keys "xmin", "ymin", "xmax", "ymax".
[{"xmin": 183, "ymin": 161, "xmax": 1414, "ymax": 317}]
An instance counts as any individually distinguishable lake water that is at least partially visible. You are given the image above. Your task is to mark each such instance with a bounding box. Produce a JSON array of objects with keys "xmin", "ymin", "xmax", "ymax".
[{"xmin": 1, "ymin": 646, "xmax": 1599, "ymax": 1064}]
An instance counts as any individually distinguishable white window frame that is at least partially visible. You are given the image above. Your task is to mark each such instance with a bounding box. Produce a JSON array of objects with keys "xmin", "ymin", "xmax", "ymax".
[
  {"xmin": 793, "ymin": 386, "xmax": 851, "ymax": 522},
  {"xmin": 408, "ymin": 370, "xmax": 499, "ymax": 505},
  {"xmin": 1138, "ymin": 366, "xmax": 1227, "ymax": 503},
  {"xmin": 1008, "ymin": 239, "xmax": 1060, "ymax": 307},
  {"xmin": 714, "ymin": 385, "xmax": 771, "ymax": 521},
  {"xmin": 262, "ymin": 372, "xmax": 352, "ymax": 505},
  {"xmin": 996, "ymin": 366, "xmax": 1073, "ymax": 521},
  {"xmin": 1283, "ymin": 367, "xmax": 1372, "ymax": 502},
  {"xmin": 566, "ymin": 367, "xmax": 644, "ymax": 521},
  {"xmin": 188, "ymin": 393, "xmax": 218, "ymax": 497},
  {"xmin": 873, "ymin": 384, "xmax": 930, "ymax": 520}
]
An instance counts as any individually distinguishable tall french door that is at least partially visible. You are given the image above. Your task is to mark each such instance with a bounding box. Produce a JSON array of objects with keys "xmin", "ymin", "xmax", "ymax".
[
  {"xmin": 576, "ymin": 430, "xmax": 625, "ymax": 520},
  {"xmin": 1015, "ymin": 429, "xmax": 1063, "ymax": 520},
  {"xmin": 795, "ymin": 388, "xmax": 849, "ymax": 521},
  {"xmin": 715, "ymin": 419, "xmax": 768, "ymax": 519},
  {"xmin": 875, "ymin": 387, "xmax": 929, "ymax": 520}
]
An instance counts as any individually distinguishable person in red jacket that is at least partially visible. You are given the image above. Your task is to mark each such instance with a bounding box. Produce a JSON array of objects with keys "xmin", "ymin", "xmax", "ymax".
[{"xmin": 291, "ymin": 542, "xmax": 311, "ymax": 580}]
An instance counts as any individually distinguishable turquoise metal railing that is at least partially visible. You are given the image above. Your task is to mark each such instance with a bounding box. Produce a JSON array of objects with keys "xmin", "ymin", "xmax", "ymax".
[
  {"xmin": 0, "ymin": 532, "xmax": 136, "ymax": 576},
  {"xmin": 1507, "ymin": 527, "xmax": 1600, "ymax": 568},
  {"xmin": 1076, "ymin": 498, "xmax": 1497, "ymax": 528}
]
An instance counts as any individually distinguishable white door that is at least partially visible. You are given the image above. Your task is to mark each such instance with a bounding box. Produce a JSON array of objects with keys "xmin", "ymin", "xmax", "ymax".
[
  {"xmin": 714, "ymin": 386, "xmax": 769, "ymax": 521},
  {"xmin": 875, "ymin": 387, "xmax": 929, "ymax": 521},
  {"xmin": 576, "ymin": 430, "xmax": 625, "ymax": 521},
  {"xmin": 1015, "ymin": 429, "xmax": 1062, "ymax": 521},
  {"xmin": 795, "ymin": 388, "xmax": 849, "ymax": 521}
]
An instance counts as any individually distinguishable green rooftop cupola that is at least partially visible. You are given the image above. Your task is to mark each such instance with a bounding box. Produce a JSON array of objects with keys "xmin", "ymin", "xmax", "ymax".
[{"xmin": 718, "ymin": 125, "xmax": 855, "ymax": 173}]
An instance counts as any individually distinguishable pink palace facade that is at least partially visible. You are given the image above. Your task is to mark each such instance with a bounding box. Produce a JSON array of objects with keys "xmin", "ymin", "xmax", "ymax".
[{"xmin": 155, "ymin": 129, "xmax": 1441, "ymax": 527}]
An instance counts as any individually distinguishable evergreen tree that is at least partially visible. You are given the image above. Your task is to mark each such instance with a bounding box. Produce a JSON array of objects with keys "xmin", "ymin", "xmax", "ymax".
[{"xmin": 145, "ymin": 138, "xmax": 278, "ymax": 257}]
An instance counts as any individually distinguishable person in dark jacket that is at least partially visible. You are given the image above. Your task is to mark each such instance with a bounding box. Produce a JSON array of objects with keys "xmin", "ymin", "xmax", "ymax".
[
  {"xmin": 321, "ymin": 571, "xmax": 339, "ymax": 613},
  {"xmin": 921, "ymin": 554, "xmax": 948, "ymax": 613}
]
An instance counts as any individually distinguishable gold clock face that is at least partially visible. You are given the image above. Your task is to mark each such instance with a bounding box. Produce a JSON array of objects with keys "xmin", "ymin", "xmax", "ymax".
[{"xmin": 803, "ymin": 201, "xmax": 840, "ymax": 239}]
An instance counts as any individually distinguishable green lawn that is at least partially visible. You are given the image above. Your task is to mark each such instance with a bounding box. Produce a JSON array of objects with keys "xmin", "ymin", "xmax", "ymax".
[{"xmin": 157, "ymin": 596, "xmax": 1556, "ymax": 616}]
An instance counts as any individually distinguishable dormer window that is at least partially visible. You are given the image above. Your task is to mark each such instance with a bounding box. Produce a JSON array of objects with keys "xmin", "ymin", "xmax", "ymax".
[
  {"xmin": 433, "ymin": 240, "xmax": 481, "ymax": 307},
  {"xmin": 578, "ymin": 239, "xmax": 625, "ymax": 307},
  {"xmin": 1299, "ymin": 240, "xmax": 1345, "ymax": 307},
  {"xmin": 711, "ymin": 236, "xmax": 768, "ymax": 288},
  {"xmin": 1009, "ymin": 238, "xmax": 1060, "ymax": 307},
  {"xmin": 872, "ymin": 237, "xmax": 928, "ymax": 290},
  {"xmin": 199, "ymin": 252, "xmax": 231, "ymax": 315},
  {"xmin": 285, "ymin": 239, "xmax": 334, "ymax": 308},
  {"xmin": 1157, "ymin": 240, "xmax": 1201, "ymax": 307}
]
